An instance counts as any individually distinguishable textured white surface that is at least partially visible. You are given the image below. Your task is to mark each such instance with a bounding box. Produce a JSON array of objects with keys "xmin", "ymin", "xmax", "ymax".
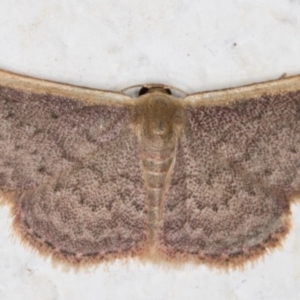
[{"xmin": 0, "ymin": 1, "xmax": 300, "ymax": 300}]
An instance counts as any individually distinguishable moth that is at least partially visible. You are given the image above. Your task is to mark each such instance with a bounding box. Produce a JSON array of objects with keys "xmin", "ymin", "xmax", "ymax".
[{"xmin": 0, "ymin": 68, "xmax": 300, "ymax": 269}]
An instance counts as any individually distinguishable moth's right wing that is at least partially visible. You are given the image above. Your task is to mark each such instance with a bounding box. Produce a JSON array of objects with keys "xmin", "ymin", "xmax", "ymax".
[{"xmin": 159, "ymin": 75, "xmax": 300, "ymax": 267}]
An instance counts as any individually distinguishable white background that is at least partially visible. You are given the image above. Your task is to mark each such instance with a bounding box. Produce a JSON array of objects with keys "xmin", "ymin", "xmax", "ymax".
[{"xmin": 0, "ymin": 1, "xmax": 300, "ymax": 299}]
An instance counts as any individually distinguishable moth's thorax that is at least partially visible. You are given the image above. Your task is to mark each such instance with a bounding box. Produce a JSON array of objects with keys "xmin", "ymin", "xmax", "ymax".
[
  {"xmin": 143, "ymin": 95, "xmax": 177, "ymax": 139},
  {"xmin": 134, "ymin": 91, "xmax": 182, "ymax": 164}
]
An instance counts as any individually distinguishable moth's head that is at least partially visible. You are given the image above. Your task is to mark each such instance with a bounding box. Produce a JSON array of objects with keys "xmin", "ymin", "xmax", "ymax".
[
  {"xmin": 138, "ymin": 85, "xmax": 172, "ymax": 97},
  {"xmin": 122, "ymin": 83, "xmax": 186, "ymax": 98}
]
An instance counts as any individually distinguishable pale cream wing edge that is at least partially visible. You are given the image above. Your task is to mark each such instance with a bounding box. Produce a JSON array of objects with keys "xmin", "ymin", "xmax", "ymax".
[
  {"xmin": 183, "ymin": 75, "xmax": 300, "ymax": 106},
  {"xmin": 0, "ymin": 68, "xmax": 133, "ymax": 106},
  {"xmin": 3, "ymin": 68, "xmax": 300, "ymax": 107}
]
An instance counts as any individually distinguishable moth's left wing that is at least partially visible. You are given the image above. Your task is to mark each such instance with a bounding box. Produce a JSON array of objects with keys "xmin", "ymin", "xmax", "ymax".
[
  {"xmin": 0, "ymin": 69, "xmax": 148, "ymax": 264},
  {"xmin": 159, "ymin": 76, "xmax": 300, "ymax": 267},
  {"xmin": 0, "ymin": 69, "xmax": 133, "ymax": 192}
]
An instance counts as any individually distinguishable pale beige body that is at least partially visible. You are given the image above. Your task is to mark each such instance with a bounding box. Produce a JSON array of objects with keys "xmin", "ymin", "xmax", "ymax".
[{"xmin": 133, "ymin": 88, "xmax": 185, "ymax": 250}]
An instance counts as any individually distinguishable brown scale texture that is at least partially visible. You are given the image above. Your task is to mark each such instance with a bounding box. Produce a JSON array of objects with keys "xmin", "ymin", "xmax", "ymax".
[
  {"xmin": 0, "ymin": 85, "xmax": 147, "ymax": 262},
  {"xmin": 1, "ymin": 70, "xmax": 300, "ymax": 269},
  {"xmin": 159, "ymin": 91, "xmax": 300, "ymax": 265},
  {"xmin": 0, "ymin": 86, "xmax": 130, "ymax": 191}
]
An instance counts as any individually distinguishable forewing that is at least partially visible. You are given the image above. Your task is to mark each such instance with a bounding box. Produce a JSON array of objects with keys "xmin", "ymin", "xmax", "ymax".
[
  {"xmin": 0, "ymin": 70, "xmax": 147, "ymax": 263},
  {"xmin": 0, "ymin": 70, "xmax": 131, "ymax": 192},
  {"xmin": 159, "ymin": 79, "xmax": 300, "ymax": 266}
]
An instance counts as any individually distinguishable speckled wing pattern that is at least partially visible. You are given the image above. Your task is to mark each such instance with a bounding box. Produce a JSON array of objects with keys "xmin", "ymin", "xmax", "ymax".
[
  {"xmin": 160, "ymin": 86, "xmax": 300, "ymax": 266},
  {"xmin": 1, "ymin": 69, "xmax": 300, "ymax": 268},
  {"xmin": 0, "ymin": 71, "xmax": 147, "ymax": 264}
]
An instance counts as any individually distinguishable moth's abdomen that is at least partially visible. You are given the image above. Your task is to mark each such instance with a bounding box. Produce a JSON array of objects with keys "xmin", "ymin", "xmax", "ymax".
[
  {"xmin": 141, "ymin": 141, "xmax": 174, "ymax": 189},
  {"xmin": 140, "ymin": 136, "xmax": 176, "ymax": 245}
]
